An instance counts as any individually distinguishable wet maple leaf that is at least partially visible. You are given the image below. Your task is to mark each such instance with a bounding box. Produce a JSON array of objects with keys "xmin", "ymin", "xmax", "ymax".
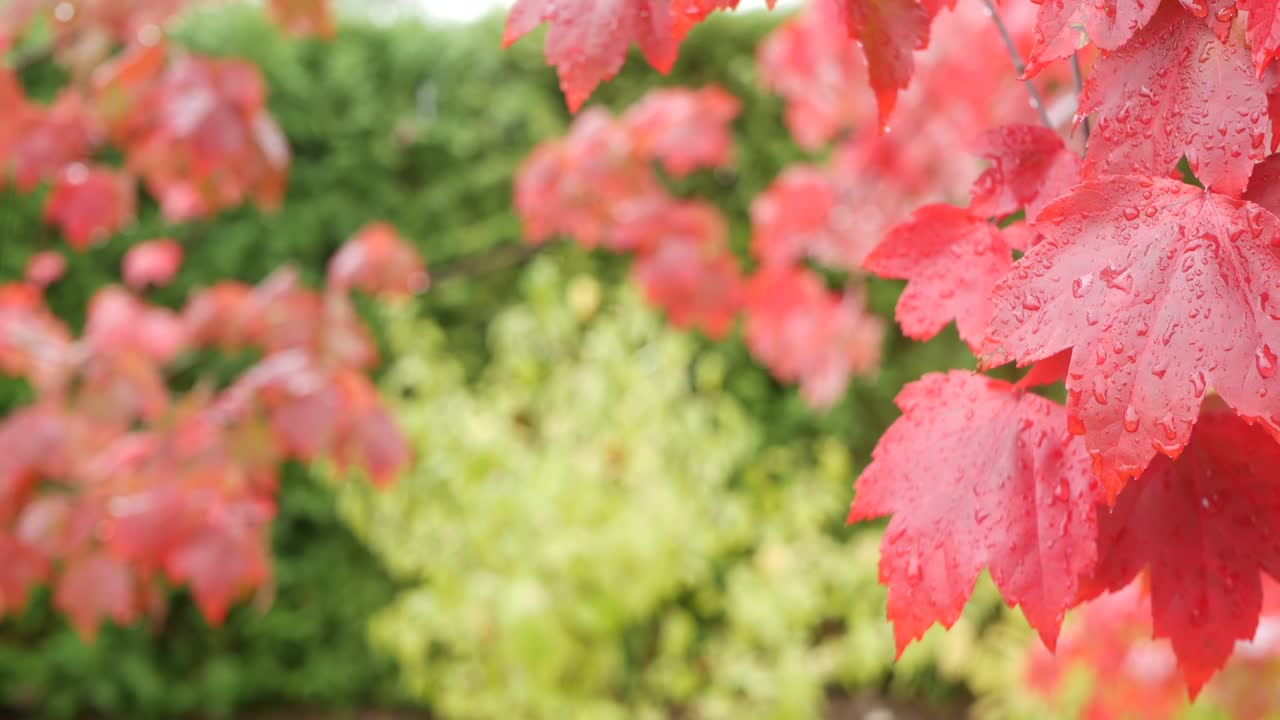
[
  {"xmin": 620, "ymin": 86, "xmax": 740, "ymax": 177},
  {"xmin": 328, "ymin": 222, "xmax": 429, "ymax": 298},
  {"xmin": 983, "ymin": 176, "xmax": 1280, "ymax": 497},
  {"xmin": 670, "ymin": 0, "xmax": 759, "ymax": 38},
  {"xmin": 1080, "ymin": 3, "xmax": 1266, "ymax": 198},
  {"xmin": 123, "ymin": 238, "xmax": 183, "ymax": 290},
  {"xmin": 1026, "ymin": 0, "xmax": 1159, "ymax": 75},
  {"xmin": 864, "ymin": 204, "xmax": 1013, "ymax": 352},
  {"xmin": 968, "ymin": 124, "xmax": 1082, "ymax": 222},
  {"xmin": 833, "ymin": 0, "xmax": 939, "ymax": 127},
  {"xmin": 503, "ymin": 0, "xmax": 678, "ymax": 112},
  {"xmin": 849, "ymin": 371, "xmax": 1102, "ymax": 652},
  {"xmin": 43, "ymin": 164, "xmax": 135, "ymax": 250},
  {"xmin": 1081, "ymin": 410, "xmax": 1280, "ymax": 696}
]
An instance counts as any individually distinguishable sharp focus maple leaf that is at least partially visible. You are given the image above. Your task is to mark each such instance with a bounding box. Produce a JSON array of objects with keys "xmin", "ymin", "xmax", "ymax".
[
  {"xmin": 968, "ymin": 124, "xmax": 1083, "ymax": 222},
  {"xmin": 1026, "ymin": 0, "xmax": 1159, "ymax": 75},
  {"xmin": 1081, "ymin": 410, "xmax": 1280, "ymax": 697},
  {"xmin": 123, "ymin": 238, "xmax": 184, "ymax": 290},
  {"xmin": 983, "ymin": 176, "xmax": 1280, "ymax": 496},
  {"xmin": 832, "ymin": 0, "xmax": 941, "ymax": 127},
  {"xmin": 1080, "ymin": 3, "xmax": 1266, "ymax": 197},
  {"xmin": 849, "ymin": 371, "xmax": 1102, "ymax": 652},
  {"xmin": 43, "ymin": 164, "xmax": 135, "ymax": 250},
  {"xmin": 864, "ymin": 204, "xmax": 1013, "ymax": 351},
  {"xmin": 503, "ymin": 0, "xmax": 678, "ymax": 112}
]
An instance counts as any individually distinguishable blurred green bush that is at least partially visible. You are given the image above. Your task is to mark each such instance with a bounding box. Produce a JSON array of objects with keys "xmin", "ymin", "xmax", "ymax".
[
  {"xmin": 0, "ymin": 4, "xmax": 984, "ymax": 719},
  {"xmin": 337, "ymin": 260, "xmax": 993, "ymax": 720}
]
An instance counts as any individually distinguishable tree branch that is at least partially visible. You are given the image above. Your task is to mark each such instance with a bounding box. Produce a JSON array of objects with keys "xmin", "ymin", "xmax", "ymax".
[
  {"xmin": 429, "ymin": 242, "xmax": 548, "ymax": 285},
  {"xmin": 1071, "ymin": 53, "xmax": 1090, "ymax": 146},
  {"xmin": 981, "ymin": 0, "xmax": 1055, "ymax": 131}
]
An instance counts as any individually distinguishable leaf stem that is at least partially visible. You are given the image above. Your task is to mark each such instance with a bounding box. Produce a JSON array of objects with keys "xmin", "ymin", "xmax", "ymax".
[
  {"xmin": 1070, "ymin": 53, "xmax": 1090, "ymax": 146},
  {"xmin": 981, "ymin": 0, "xmax": 1054, "ymax": 131}
]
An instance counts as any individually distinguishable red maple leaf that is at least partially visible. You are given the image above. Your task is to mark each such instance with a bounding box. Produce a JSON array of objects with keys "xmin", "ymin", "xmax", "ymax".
[
  {"xmin": 1081, "ymin": 410, "xmax": 1280, "ymax": 696},
  {"xmin": 832, "ymin": 0, "xmax": 941, "ymax": 127},
  {"xmin": 671, "ymin": 0, "xmax": 770, "ymax": 38},
  {"xmin": 1242, "ymin": 0, "xmax": 1280, "ymax": 76},
  {"xmin": 864, "ymin": 204, "xmax": 1013, "ymax": 351},
  {"xmin": 756, "ymin": 0, "xmax": 870, "ymax": 149},
  {"xmin": 1079, "ymin": 3, "xmax": 1266, "ymax": 197},
  {"xmin": 328, "ymin": 222, "xmax": 429, "ymax": 298},
  {"xmin": 1026, "ymin": 0, "xmax": 1160, "ymax": 74},
  {"xmin": 1245, "ymin": 154, "xmax": 1280, "ymax": 216},
  {"xmin": 620, "ymin": 86, "xmax": 740, "ymax": 177},
  {"xmin": 968, "ymin": 124, "xmax": 1082, "ymax": 222},
  {"xmin": 849, "ymin": 371, "xmax": 1102, "ymax": 652},
  {"xmin": 626, "ymin": 201, "xmax": 744, "ymax": 339},
  {"xmin": 0, "ymin": 534, "xmax": 47, "ymax": 615},
  {"xmin": 1027, "ymin": 582, "xmax": 1187, "ymax": 719},
  {"xmin": 114, "ymin": 55, "xmax": 290, "ymax": 222},
  {"xmin": 123, "ymin": 238, "xmax": 183, "ymax": 290},
  {"xmin": 744, "ymin": 267, "xmax": 883, "ymax": 408},
  {"xmin": 54, "ymin": 551, "xmax": 139, "ymax": 640},
  {"xmin": 503, "ymin": 0, "xmax": 678, "ymax": 112},
  {"xmin": 24, "ymin": 251, "xmax": 67, "ymax": 289},
  {"xmin": 43, "ymin": 164, "xmax": 135, "ymax": 250},
  {"xmin": 515, "ymin": 109, "xmax": 663, "ymax": 248},
  {"xmin": 984, "ymin": 176, "xmax": 1280, "ymax": 496}
]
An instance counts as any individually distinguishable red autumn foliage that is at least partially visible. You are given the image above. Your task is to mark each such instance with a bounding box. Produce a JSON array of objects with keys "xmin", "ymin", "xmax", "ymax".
[
  {"xmin": 505, "ymin": 0, "xmax": 1280, "ymax": 702},
  {"xmin": 0, "ymin": 0, "xmax": 420, "ymax": 637}
]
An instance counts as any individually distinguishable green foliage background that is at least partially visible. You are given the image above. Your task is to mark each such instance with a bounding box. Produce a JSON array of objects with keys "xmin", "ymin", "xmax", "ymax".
[{"xmin": 0, "ymin": 5, "xmax": 990, "ymax": 719}]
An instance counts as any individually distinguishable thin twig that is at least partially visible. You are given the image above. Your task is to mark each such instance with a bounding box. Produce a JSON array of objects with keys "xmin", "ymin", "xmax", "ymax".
[
  {"xmin": 981, "ymin": 0, "xmax": 1054, "ymax": 131},
  {"xmin": 429, "ymin": 242, "xmax": 547, "ymax": 285},
  {"xmin": 1070, "ymin": 53, "xmax": 1090, "ymax": 145}
]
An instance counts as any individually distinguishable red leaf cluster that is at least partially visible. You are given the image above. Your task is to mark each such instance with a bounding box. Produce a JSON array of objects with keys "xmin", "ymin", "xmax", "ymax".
[
  {"xmin": 500, "ymin": 0, "xmax": 1280, "ymax": 698},
  {"xmin": 0, "ymin": 226, "xmax": 420, "ymax": 634},
  {"xmin": 514, "ymin": 87, "xmax": 884, "ymax": 405}
]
